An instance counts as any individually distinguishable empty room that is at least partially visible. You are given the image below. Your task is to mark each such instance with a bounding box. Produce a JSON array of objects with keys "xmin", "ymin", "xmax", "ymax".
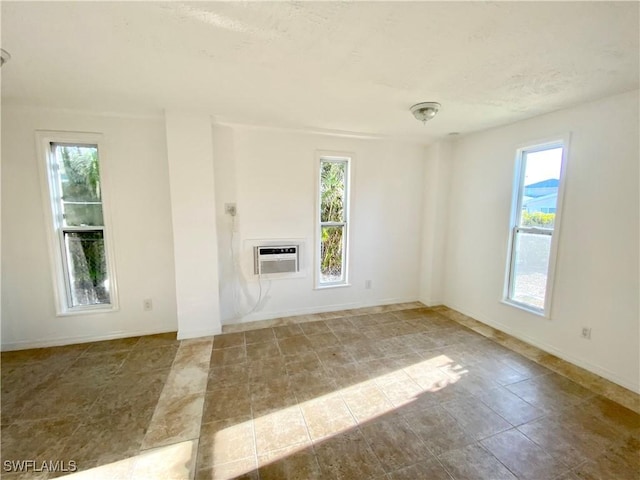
[{"xmin": 1, "ymin": 2, "xmax": 638, "ymax": 479}]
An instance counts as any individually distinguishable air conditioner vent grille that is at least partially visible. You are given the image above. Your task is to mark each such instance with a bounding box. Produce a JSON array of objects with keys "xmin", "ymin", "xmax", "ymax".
[{"xmin": 254, "ymin": 245, "xmax": 299, "ymax": 275}]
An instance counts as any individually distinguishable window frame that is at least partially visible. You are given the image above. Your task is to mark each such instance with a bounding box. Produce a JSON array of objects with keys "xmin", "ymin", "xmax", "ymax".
[
  {"xmin": 315, "ymin": 152, "xmax": 352, "ymax": 289},
  {"xmin": 36, "ymin": 131, "xmax": 119, "ymax": 315},
  {"xmin": 503, "ymin": 136, "xmax": 569, "ymax": 317}
]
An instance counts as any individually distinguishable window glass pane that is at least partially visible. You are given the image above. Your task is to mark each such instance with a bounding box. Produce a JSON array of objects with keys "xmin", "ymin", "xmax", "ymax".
[
  {"xmin": 511, "ymin": 231, "xmax": 551, "ymax": 309},
  {"xmin": 54, "ymin": 144, "xmax": 104, "ymax": 226},
  {"xmin": 320, "ymin": 225, "xmax": 344, "ymax": 283},
  {"xmin": 520, "ymin": 147, "xmax": 562, "ymax": 228},
  {"xmin": 320, "ymin": 161, "xmax": 346, "ymax": 223},
  {"xmin": 63, "ymin": 203, "xmax": 104, "ymax": 227},
  {"xmin": 64, "ymin": 231, "xmax": 110, "ymax": 307}
]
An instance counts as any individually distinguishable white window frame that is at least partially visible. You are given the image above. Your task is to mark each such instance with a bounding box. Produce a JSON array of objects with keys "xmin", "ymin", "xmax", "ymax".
[
  {"xmin": 36, "ymin": 131, "xmax": 119, "ymax": 315},
  {"xmin": 503, "ymin": 135, "xmax": 569, "ymax": 317},
  {"xmin": 315, "ymin": 152, "xmax": 352, "ymax": 289}
]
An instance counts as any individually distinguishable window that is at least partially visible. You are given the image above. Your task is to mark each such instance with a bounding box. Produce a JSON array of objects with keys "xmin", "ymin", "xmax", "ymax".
[
  {"xmin": 505, "ymin": 140, "xmax": 567, "ymax": 315},
  {"xmin": 37, "ymin": 132, "xmax": 118, "ymax": 314},
  {"xmin": 317, "ymin": 155, "xmax": 350, "ymax": 287}
]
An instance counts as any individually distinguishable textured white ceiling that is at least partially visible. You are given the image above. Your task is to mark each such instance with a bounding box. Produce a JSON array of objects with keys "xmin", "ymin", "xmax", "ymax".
[{"xmin": 2, "ymin": 1, "xmax": 638, "ymax": 142}]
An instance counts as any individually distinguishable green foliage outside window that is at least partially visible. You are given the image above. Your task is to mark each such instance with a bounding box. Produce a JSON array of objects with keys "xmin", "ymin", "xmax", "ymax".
[
  {"xmin": 59, "ymin": 146, "xmax": 104, "ymax": 226},
  {"xmin": 56, "ymin": 144, "xmax": 109, "ymax": 305},
  {"xmin": 320, "ymin": 161, "xmax": 346, "ymax": 280},
  {"xmin": 521, "ymin": 211, "xmax": 555, "ymax": 228},
  {"xmin": 66, "ymin": 231, "xmax": 110, "ymax": 305}
]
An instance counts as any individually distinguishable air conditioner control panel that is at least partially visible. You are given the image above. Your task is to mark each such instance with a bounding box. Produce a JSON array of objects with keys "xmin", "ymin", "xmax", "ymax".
[{"xmin": 258, "ymin": 247, "xmax": 297, "ymax": 255}]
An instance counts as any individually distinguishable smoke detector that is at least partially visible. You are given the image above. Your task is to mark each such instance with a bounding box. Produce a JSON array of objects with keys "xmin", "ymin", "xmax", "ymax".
[{"xmin": 410, "ymin": 102, "xmax": 441, "ymax": 123}]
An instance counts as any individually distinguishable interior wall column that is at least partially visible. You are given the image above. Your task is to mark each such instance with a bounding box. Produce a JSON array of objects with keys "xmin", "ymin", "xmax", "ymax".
[{"xmin": 165, "ymin": 111, "xmax": 222, "ymax": 338}]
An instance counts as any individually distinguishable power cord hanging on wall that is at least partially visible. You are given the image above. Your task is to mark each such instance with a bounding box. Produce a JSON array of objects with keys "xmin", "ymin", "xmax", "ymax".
[{"xmin": 229, "ymin": 212, "xmax": 265, "ymax": 318}]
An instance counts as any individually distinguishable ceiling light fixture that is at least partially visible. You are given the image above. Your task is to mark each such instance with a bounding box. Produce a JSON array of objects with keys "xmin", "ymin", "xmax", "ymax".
[
  {"xmin": 410, "ymin": 102, "xmax": 441, "ymax": 124},
  {"xmin": 0, "ymin": 49, "xmax": 11, "ymax": 67}
]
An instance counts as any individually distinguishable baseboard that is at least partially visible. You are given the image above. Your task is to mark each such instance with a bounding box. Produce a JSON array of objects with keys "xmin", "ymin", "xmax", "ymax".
[
  {"xmin": 444, "ymin": 301, "xmax": 640, "ymax": 394},
  {"xmin": 225, "ymin": 296, "xmax": 420, "ymax": 326},
  {"xmin": 419, "ymin": 297, "xmax": 443, "ymax": 308},
  {"xmin": 177, "ymin": 327, "xmax": 221, "ymax": 340},
  {"xmin": 1, "ymin": 328, "xmax": 178, "ymax": 352}
]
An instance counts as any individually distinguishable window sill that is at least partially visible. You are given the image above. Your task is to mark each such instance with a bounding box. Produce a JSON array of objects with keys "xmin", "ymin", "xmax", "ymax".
[
  {"xmin": 56, "ymin": 304, "xmax": 119, "ymax": 317},
  {"xmin": 314, "ymin": 283, "xmax": 351, "ymax": 291},
  {"xmin": 500, "ymin": 299, "xmax": 549, "ymax": 319}
]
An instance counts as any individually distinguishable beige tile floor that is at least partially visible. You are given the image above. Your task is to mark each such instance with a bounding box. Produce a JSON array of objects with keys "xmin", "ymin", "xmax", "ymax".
[{"xmin": 1, "ymin": 304, "xmax": 639, "ymax": 479}]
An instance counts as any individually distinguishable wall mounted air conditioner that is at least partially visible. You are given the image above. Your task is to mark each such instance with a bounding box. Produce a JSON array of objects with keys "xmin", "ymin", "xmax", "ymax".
[{"xmin": 254, "ymin": 245, "xmax": 299, "ymax": 275}]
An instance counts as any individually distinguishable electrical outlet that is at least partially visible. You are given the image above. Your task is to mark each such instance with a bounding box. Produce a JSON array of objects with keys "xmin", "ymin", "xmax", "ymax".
[
  {"xmin": 225, "ymin": 203, "xmax": 237, "ymax": 216},
  {"xmin": 581, "ymin": 327, "xmax": 591, "ymax": 339},
  {"xmin": 365, "ymin": 280, "xmax": 372, "ymax": 289},
  {"xmin": 143, "ymin": 298, "xmax": 153, "ymax": 311}
]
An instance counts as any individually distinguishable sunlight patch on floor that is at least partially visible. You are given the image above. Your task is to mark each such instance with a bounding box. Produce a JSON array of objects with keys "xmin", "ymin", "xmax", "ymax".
[{"xmin": 211, "ymin": 354, "xmax": 464, "ymax": 477}]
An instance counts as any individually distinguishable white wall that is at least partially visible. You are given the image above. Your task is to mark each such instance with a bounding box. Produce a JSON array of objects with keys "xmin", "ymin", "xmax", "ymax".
[
  {"xmin": 213, "ymin": 125, "xmax": 425, "ymax": 324},
  {"xmin": 165, "ymin": 112, "xmax": 221, "ymax": 338},
  {"xmin": 441, "ymin": 90, "xmax": 640, "ymax": 392},
  {"xmin": 1, "ymin": 106, "xmax": 178, "ymax": 349}
]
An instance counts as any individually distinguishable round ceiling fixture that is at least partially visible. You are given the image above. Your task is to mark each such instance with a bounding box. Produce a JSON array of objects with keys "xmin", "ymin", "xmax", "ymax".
[
  {"xmin": 410, "ymin": 102, "xmax": 441, "ymax": 123},
  {"xmin": 0, "ymin": 49, "xmax": 11, "ymax": 67}
]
